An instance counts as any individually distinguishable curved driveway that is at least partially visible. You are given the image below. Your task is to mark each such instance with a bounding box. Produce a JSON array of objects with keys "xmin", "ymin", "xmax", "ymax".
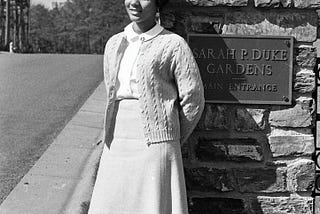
[{"xmin": 0, "ymin": 53, "xmax": 103, "ymax": 203}]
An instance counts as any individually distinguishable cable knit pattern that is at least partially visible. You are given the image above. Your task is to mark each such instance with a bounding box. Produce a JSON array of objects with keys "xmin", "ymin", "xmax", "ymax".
[{"xmin": 103, "ymin": 29, "xmax": 205, "ymax": 146}]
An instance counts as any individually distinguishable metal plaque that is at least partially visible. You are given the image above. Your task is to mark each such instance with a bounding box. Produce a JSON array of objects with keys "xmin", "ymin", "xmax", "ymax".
[{"xmin": 187, "ymin": 34, "xmax": 293, "ymax": 105}]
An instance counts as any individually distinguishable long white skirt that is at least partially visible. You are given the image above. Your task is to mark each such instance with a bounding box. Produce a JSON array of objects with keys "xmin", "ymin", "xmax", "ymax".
[{"xmin": 88, "ymin": 99, "xmax": 189, "ymax": 214}]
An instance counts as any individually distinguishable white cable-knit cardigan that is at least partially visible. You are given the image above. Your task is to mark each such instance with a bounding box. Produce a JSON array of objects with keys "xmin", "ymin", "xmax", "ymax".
[
  {"xmin": 116, "ymin": 23, "xmax": 164, "ymax": 99},
  {"xmin": 102, "ymin": 29, "xmax": 205, "ymax": 147}
]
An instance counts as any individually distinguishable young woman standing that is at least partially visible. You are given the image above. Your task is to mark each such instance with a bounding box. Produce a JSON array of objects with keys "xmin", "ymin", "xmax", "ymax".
[{"xmin": 88, "ymin": 0, "xmax": 205, "ymax": 213}]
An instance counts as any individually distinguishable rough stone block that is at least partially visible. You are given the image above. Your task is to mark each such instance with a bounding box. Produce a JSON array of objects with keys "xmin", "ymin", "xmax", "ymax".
[
  {"xmin": 185, "ymin": 0, "xmax": 248, "ymax": 7},
  {"xmin": 188, "ymin": 16, "xmax": 224, "ymax": 34},
  {"xmin": 318, "ymin": 88, "xmax": 320, "ymax": 114},
  {"xmin": 234, "ymin": 108, "xmax": 267, "ymax": 132},
  {"xmin": 295, "ymin": 96, "xmax": 314, "ymax": 109},
  {"xmin": 287, "ymin": 159, "xmax": 315, "ymax": 192},
  {"xmin": 181, "ymin": 138, "xmax": 190, "ymax": 161},
  {"xmin": 254, "ymin": 0, "xmax": 293, "ymax": 7},
  {"xmin": 268, "ymin": 131, "xmax": 314, "ymax": 157},
  {"xmin": 255, "ymin": 196, "xmax": 313, "ymax": 214},
  {"xmin": 196, "ymin": 139, "xmax": 228, "ymax": 161},
  {"xmin": 294, "ymin": 69, "xmax": 316, "ymax": 93},
  {"xmin": 228, "ymin": 144, "xmax": 264, "ymax": 162},
  {"xmin": 315, "ymin": 197, "xmax": 320, "ymax": 214},
  {"xmin": 234, "ymin": 167, "xmax": 287, "ymax": 193},
  {"xmin": 195, "ymin": 138, "xmax": 264, "ymax": 162},
  {"xmin": 188, "ymin": 197, "xmax": 246, "ymax": 214},
  {"xmin": 185, "ymin": 167, "xmax": 235, "ymax": 192},
  {"xmin": 254, "ymin": 0, "xmax": 281, "ymax": 7},
  {"xmin": 317, "ymin": 121, "xmax": 320, "ymax": 148},
  {"xmin": 319, "ymin": 65, "xmax": 320, "ymax": 85},
  {"xmin": 269, "ymin": 127, "xmax": 312, "ymax": 135},
  {"xmin": 281, "ymin": 0, "xmax": 293, "ymax": 7},
  {"xmin": 197, "ymin": 104, "xmax": 229, "ymax": 130},
  {"xmin": 294, "ymin": 0, "xmax": 320, "ymax": 8},
  {"xmin": 223, "ymin": 11, "xmax": 317, "ymax": 42},
  {"xmin": 269, "ymin": 103, "xmax": 314, "ymax": 128},
  {"xmin": 295, "ymin": 45, "xmax": 317, "ymax": 68}
]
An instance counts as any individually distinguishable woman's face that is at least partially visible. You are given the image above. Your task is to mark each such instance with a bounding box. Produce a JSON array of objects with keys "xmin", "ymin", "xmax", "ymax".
[{"xmin": 125, "ymin": 0, "xmax": 157, "ymax": 27}]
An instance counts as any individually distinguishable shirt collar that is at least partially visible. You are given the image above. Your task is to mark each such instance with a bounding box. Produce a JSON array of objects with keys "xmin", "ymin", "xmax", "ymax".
[{"xmin": 124, "ymin": 22, "xmax": 164, "ymax": 43}]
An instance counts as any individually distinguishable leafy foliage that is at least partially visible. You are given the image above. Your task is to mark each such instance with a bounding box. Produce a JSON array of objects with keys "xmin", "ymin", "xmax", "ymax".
[{"xmin": 29, "ymin": 0, "xmax": 129, "ymax": 53}]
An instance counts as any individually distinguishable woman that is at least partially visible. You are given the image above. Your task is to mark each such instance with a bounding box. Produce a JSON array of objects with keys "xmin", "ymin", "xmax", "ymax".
[{"xmin": 88, "ymin": 0, "xmax": 204, "ymax": 213}]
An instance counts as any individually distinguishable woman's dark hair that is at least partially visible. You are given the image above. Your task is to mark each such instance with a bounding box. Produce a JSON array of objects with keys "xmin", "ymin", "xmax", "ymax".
[{"xmin": 156, "ymin": 0, "xmax": 169, "ymax": 9}]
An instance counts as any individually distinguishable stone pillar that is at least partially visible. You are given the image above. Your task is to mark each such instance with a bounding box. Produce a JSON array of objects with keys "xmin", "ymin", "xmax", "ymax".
[{"xmin": 161, "ymin": 1, "xmax": 318, "ymax": 213}]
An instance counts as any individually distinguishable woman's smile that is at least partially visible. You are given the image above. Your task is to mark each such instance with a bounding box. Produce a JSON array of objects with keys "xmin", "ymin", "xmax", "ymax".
[{"xmin": 128, "ymin": 8, "xmax": 141, "ymax": 16}]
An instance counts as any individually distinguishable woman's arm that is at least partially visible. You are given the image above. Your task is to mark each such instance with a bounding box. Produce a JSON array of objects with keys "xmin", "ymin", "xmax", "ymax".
[{"xmin": 172, "ymin": 37, "xmax": 205, "ymax": 145}]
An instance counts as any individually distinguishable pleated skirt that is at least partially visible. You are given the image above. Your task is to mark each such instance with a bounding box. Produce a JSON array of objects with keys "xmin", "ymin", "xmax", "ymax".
[{"xmin": 88, "ymin": 99, "xmax": 189, "ymax": 214}]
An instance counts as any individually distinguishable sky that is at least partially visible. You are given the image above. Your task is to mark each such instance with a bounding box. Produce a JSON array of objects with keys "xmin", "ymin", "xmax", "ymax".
[{"xmin": 31, "ymin": 0, "xmax": 67, "ymax": 9}]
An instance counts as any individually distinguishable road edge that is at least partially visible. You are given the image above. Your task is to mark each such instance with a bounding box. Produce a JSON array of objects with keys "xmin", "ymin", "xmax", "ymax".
[{"xmin": 0, "ymin": 82, "xmax": 106, "ymax": 214}]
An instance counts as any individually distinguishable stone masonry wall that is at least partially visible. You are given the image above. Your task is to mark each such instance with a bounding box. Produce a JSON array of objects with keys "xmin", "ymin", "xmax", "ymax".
[{"xmin": 161, "ymin": 1, "xmax": 318, "ymax": 213}]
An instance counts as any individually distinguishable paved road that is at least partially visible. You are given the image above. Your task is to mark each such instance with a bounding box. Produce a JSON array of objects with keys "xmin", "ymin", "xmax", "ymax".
[{"xmin": 0, "ymin": 53, "xmax": 103, "ymax": 203}]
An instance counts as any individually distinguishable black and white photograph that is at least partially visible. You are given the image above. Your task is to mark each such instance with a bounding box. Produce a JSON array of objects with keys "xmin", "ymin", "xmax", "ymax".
[{"xmin": 0, "ymin": 0, "xmax": 319, "ymax": 213}]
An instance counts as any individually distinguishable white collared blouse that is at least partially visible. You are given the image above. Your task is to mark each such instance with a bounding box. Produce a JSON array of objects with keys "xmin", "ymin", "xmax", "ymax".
[{"xmin": 116, "ymin": 22, "xmax": 164, "ymax": 100}]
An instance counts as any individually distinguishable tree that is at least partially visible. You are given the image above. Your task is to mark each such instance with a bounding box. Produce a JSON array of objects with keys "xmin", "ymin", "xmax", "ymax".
[
  {"xmin": 29, "ymin": 0, "xmax": 129, "ymax": 54},
  {"xmin": 29, "ymin": 5, "xmax": 55, "ymax": 52},
  {"xmin": 88, "ymin": 0, "xmax": 128, "ymax": 53}
]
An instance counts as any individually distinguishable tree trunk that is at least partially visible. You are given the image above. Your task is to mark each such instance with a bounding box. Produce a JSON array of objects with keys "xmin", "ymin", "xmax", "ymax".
[
  {"xmin": 5, "ymin": 0, "xmax": 10, "ymax": 48},
  {"xmin": 13, "ymin": 0, "xmax": 19, "ymax": 51},
  {"xmin": 19, "ymin": 5, "xmax": 24, "ymax": 51},
  {"xmin": 26, "ymin": 1, "xmax": 29, "ymax": 51},
  {"xmin": 0, "ymin": 0, "xmax": 4, "ymax": 48}
]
